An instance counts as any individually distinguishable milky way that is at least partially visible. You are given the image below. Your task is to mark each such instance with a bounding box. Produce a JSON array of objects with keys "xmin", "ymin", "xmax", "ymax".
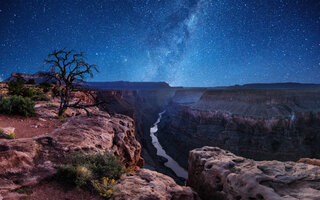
[
  {"xmin": 0, "ymin": 0, "xmax": 319, "ymax": 86},
  {"xmin": 144, "ymin": 0, "xmax": 207, "ymax": 84}
]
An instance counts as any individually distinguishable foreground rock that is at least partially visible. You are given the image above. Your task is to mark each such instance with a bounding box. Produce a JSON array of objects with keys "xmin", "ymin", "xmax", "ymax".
[
  {"xmin": 0, "ymin": 112, "xmax": 144, "ymax": 198},
  {"xmin": 187, "ymin": 146, "xmax": 320, "ymax": 200},
  {"xmin": 111, "ymin": 169, "xmax": 199, "ymax": 200}
]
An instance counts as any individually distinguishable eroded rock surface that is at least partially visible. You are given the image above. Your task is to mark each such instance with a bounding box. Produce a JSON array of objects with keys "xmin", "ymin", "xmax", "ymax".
[
  {"xmin": 111, "ymin": 169, "xmax": 199, "ymax": 200},
  {"xmin": 187, "ymin": 146, "xmax": 320, "ymax": 200},
  {"xmin": 0, "ymin": 112, "xmax": 143, "ymax": 198}
]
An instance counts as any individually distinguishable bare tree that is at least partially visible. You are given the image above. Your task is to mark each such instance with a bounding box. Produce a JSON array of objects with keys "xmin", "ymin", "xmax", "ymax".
[{"xmin": 44, "ymin": 49, "xmax": 99, "ymax": 116}]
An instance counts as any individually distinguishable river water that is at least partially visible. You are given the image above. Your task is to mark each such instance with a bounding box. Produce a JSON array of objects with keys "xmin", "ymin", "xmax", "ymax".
[{"xmin": 150, "ymin": 111, "xmax": 188, "ymax": 179}]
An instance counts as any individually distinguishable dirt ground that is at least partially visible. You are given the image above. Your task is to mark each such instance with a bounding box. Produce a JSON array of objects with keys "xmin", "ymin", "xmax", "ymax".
[
  {"xmin": 0, "ymin": 114, "xmax": 63, "ymax": 138},
  {"xmin": 26, "ymin": 180, "xmax": 101, "ymax": 200}
]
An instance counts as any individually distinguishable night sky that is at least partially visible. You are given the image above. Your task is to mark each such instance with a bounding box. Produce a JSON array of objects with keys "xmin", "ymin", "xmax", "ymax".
[{"xmin": 0, "ymin": 0, "xmax": 319, "ymax": 86}]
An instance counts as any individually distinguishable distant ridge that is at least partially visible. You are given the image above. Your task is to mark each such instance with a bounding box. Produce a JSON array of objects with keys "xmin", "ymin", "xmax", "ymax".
[
  {"xmin": 3, "ymin": 72, "xmax": 319, "ymax": 90},
  {"xmin": 217, "ymin": 82, "xmax": 320, "ymax": 90},
  {"xmin": 84, "ymin": 81, "xmax": 171, "ymax": 90}
]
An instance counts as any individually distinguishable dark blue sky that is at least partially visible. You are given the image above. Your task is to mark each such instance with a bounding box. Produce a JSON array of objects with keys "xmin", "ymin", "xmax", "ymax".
[{"xmin": 0, "ymin": 0, "xmax": 319, "ymax": 86}]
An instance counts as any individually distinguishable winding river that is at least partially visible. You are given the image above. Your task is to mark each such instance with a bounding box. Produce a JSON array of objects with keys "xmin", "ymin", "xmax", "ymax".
[{"xmin": 150, "ymin": 111, "xmax": 188, "ymax": 179}]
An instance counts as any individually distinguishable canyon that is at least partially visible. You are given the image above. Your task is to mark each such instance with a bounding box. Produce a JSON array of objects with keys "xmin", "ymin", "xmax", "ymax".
[
  {"xmin": 93, "ymin": 84, "xmax": 320, "ymax": 181},
  {"xmin": 157, "ymin": 88, "xmax": 320, "ymax": 169},
  {"xmin": 1, "ymin": 73, "xmax": 320, "ymax": 199}
]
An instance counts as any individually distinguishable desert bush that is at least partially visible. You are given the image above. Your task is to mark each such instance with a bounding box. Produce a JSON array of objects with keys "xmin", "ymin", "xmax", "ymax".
[
  {"xmin": 39, "ymin": 82, "xmax": 51, "ymax": 93},
  {"xmin": 72, "ymin": 151, "xmax": 125, "ymax": 180},
  {"xmin": 8, "ymin": 81, "xmax": 35, "ymax": 97},
  {"xmin": 46, "ymin": 103, "xmax": 56, "ymax": 108},
  {"xmin": 91, "ymin": 177, "xmax": 115, "ymax": 199},
  {"xmin": 0, "ymin": 95, "xmax": 35, "ymax": 117},
  {"xmin": 7, "ymin": 81, "xmax": 25, "ymax": 96},
  {"xmin": 31, "ymin": 93, "xmax": 50, "ymax": 101},
  {"xmin": 55, "ymin": 151, "xmax": 124, "ymax": 197},
  {"xmin": 56, "ymin": 165, "xmax": 92, "ymax": 188}
]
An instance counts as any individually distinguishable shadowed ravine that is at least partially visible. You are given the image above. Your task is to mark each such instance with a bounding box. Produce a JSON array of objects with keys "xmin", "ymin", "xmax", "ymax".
[{"xmin": 150, "ymin": 111, "xmax": 188, "ymax": 179}]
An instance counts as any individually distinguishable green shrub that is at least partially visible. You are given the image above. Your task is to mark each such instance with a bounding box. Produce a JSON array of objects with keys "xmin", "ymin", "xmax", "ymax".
[
  {"xmin": 72, "ymin": 151, "xmax": 125, "ymax": 180},
  {"xmin": 21, "ymin": 87, "xmax": 35, "ymax": 97},
  {"xmin": 91, "ymin": 177, "xmax": 115, "ymax": 199},
  {"xmin": 39, "ymin": 82, "xmax": 51, "ymax": 93},
  {"xmin": 56, "ymin": 165, "xmax": 92, "ymax": 188},
  {"xmin": 7, "ymin": 81, "xmax": 24, "ymax": 96},
  {"xmin": 0, "ymin": 95, "xmax": 35, "ymax": 117},
  {"xmin": 7, "ymin": 81, "xmax": 35, "ymax": 98},
  {"xmin": 46, "ymin": 103, "xmax": 56, "ymax": 108},
  {"xmin": 31, "ymin": 93, "xmax": 50, "ymax": 101},
  {"xmin": 55, "ymin": 151, "xmax": 124, "ymax": 192}
]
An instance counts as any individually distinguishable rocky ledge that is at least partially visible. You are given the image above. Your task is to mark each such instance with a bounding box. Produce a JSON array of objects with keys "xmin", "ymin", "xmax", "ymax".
[
  {"xmin": 0, "ymin": 112, "xmax": 144, "ymax": 198},
  {"xmin": 187, "ymin": 146, "xmax": 320, "ymax": 200},
  {"xmin": 111, "ymin": 169, "xmax": 199, "ymax": 200}
]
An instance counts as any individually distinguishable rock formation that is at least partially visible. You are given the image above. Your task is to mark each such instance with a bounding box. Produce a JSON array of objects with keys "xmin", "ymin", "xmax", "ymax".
[
  {"xmin": 0, "ymin": 112, "xmax": 143, "ymax": 198},
  {"xmin": 111, "ymin": 169, "xmax": 199, "ymax": 200},
  {"xmin": 187, "ymin": 146, "xmax": 320, "ymax": 200}
]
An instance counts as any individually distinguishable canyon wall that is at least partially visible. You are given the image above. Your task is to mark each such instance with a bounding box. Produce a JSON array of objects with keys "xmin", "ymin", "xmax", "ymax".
[{"xmin": 157, "ymin": 89, "xmax": 320, "ymax": 168}]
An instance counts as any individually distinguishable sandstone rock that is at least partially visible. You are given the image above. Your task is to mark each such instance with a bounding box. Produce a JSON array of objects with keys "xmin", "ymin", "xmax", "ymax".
[
  {"xmin": 0, "ymin": 112, "xmax": 143, "ymax": 198},
  {"xmin": 187, "ymin": 146, "xmax": 320, "ymax": 200},
  {"xmin": 0, "ymin": 127, "xmax": 15, "ymax": 139},
  {"xmin": 298, "ymin": 158, "xmax": 320, "ymax": 167},
  {"xmin": 0, "ymin": 127, "xmax": 15, "ymax": 140},
  {"xmin": 111, "ymin": 169, "xmax": 199, "ymax": 200}
]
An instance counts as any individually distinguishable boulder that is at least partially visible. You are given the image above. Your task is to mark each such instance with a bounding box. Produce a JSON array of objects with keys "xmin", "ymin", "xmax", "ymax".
[
  {"xmin": 0, "ymin": 127, "xmax": 15, "ymax": 138},
  {"xmin": 111, "ymin": 169, "xmax": 199, "ymax": 200},
  {"xmin": 187, "ymin": 146, "xmax": 320, "ymax": 200}
]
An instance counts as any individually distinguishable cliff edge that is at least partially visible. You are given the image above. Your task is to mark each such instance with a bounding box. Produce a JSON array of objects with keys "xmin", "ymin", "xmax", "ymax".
[{"xmin": 187, "ymin": 146, "xmax": 320, "ymax": 200}]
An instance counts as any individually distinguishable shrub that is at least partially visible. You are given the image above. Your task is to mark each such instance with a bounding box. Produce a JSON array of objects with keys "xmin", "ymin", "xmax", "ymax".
[
  {"xmin": 56, "ymin": 165, "xmax": 92, "ymax": 188},
  {"xmin": 55, "ymin": 151, "xmax": 125, "ymax": 197},
  {"xmin": 7, "ymin": 81, "xmax": 24, "ymax": 96},
  {"xmin": 46, "ymin": 103, "xmax": 56, "ymax": 108},
  {"xmin": 21, "ymin": 87, "xmax": 35, "ymax": 98},
  {"xmin": 72, "ymin": 151, "xmax": 125, "ymax": 180},
  {"xmin": 39, "ymin": 82, "xmax": 51, "ymax": 93},
  {"xmin": 0, "ymin": 95, "xmax": 35, "ymax": 117},
  {"xmin": 31, "ymin": 93, "xmax": 50, "ymax": 101},
  {"xmin": 91, "ymin": 177, "xmax": 115, "ymax": 199},
  {"xmin": 7, "ymin": 81, "xmax": 35, "ymax": 98}
]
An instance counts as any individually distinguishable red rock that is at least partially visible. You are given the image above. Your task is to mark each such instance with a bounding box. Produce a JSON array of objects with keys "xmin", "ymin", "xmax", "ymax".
[
  {"xmin": 111, "ymin": 169, "xmax": 199, "ymax": 200},
  {"xmin": 0, "ymin": 112, "xmax": 143, "ymax": 198}
]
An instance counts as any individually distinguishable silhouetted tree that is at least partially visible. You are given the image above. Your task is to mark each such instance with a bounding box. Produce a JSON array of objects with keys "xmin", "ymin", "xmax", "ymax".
[{"xmin": 44, "ymin": 49, "xmax": 99, "ymax": 116}]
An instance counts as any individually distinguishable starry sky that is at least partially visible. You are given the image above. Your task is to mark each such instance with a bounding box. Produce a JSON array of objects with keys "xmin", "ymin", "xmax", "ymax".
[{"xmin": 0, "ymin": 0, "xmax": 319, "ymax": 86}]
